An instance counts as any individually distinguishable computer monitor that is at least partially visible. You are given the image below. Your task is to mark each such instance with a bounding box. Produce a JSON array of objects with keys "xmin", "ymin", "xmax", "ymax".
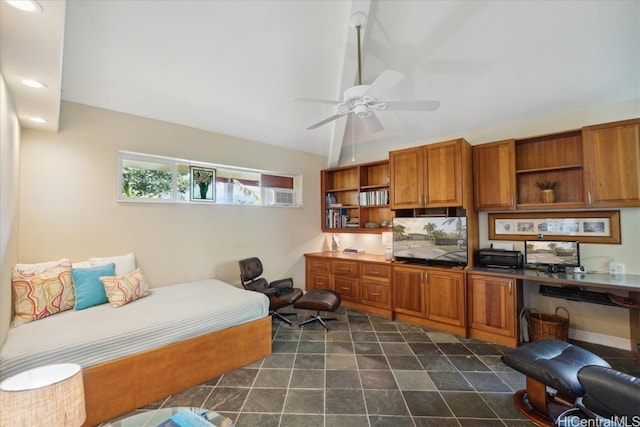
[{"xmin": 524, "ymin": 240, "xmax": 580, "ymax": 273}]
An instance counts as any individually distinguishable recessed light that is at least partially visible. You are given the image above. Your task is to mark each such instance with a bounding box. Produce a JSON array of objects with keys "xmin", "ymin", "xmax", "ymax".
[
  {"xmin": 28, "ymin": 117, "xmax": 47, "ymax": 124},
  {"xmin": 21, "ymin": 79, "xmax": 47, "ymax": 89},
  {"xmin": 6, "ymin": 0, "xmax": 42, "ymax": 13}
]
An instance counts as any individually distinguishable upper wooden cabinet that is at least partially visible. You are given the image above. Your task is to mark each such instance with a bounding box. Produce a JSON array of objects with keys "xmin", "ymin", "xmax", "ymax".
[
  {"xmin": 321, "ymin": 160, "xmax": 393, "ymax": 232},
  {"xmin": 473, "ymin": 140, "xmax": 516, "ymax": 210},
  {"xmin": 583, "ymin": 119, "xmax": 640, "ymax": 207},
  {"xmin": 390, "ymin": 138, "xmax": 471, "ymax": 209},
  {"xmin": 473, "ymin": 118, "xmax": 640, "ymax": 211}
]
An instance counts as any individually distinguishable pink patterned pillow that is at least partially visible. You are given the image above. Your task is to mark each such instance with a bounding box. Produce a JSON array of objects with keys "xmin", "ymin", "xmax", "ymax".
[
  {"xmin": 11, "ymin": 259, "xmax": 75, "ymax": 326},
  {"xmin": 100, "ymin": 268, "xmax": 150, "ymax": 307}
]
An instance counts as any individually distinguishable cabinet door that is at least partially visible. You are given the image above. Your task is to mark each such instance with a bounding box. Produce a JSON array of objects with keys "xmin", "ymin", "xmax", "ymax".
[
  {"xmin": 583, "ymin": 119, "xmax": 640, "ymax": 207},
  {"xmin": 389, "ymin": 147, "xmax": 424, "ymax": 209},
  {"xmin": 425, "ymin": 270, "xmax": 466, "ymax": 327},
  {"xmin": 473, "ymin": 139, "xmax": 516, "ymax": 210},
  {"xmin": 468, "ymin": 274, "xmax": 516, "ymax": 338},
  {"xmin": 425, "ymin": 140, "xmax": 463, "ymax": 207},
  {"xmin": 392, "ymin": 265, "xmax": 425, "ymax": 317},
  {"xmin": 307, "ymin": 273, "xmax": 331, "ymax": 291}
]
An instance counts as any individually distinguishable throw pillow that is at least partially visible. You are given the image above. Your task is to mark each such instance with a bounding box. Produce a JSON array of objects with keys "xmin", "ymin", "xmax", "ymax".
[
  {"xmin": 100, "ymin": 268, "xmax": 151, "ymax": 308},
  {"xmin": 72, "ymin": 263, "xmax": 116, "ymax": 310},
  {"xmin": 11, "ymin": 258, "xmax": 75, "ymax": 326},
  {"xmin": 90, "ymin": 253, "xmax": 136, "ymax": 276}
]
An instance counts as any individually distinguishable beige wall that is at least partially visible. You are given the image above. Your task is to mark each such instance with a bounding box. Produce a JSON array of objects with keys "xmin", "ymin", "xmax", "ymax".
[
  {"xmin": 0, "ymin": 72, "xmax": 21, "ymax": 345},
  {"xmin": 18, "ymin": 101, "xmax": 327, "ymax": 290}
]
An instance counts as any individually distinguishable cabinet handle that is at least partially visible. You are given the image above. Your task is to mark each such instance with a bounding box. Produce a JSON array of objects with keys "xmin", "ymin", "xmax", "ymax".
[
  {"xmin": 587, "ymin": 191, "xmax": 592, "ymax": 206},
  {"xmin": 371, "ymin": 270, "xmax": 379, "ymax": 274},
  {"xmin": 508, "ymin": 280, "xmax": 512, "ymax": 295},
  {"xmin": 316, "ymin": 282, "xmax": 324, "ymax": 286},
  {"xmin": 510, "ymin": 194, "xmax": 515, "ymax": 208},
  {"xmin": 371, "ymin": 292, "xmax": 380, "ymax": 296},
  {"xmin": 340, "ymin": 287, "xmax": 350, "ymax": 290}
]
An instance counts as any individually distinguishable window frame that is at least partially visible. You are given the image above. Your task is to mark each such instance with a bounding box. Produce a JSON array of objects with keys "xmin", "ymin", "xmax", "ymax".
[{"xmin": 117, "ymin": 151, "xmax": 302, "ymax": 207}]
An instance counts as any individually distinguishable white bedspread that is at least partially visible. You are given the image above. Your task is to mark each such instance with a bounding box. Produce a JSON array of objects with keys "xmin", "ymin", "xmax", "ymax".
[{"xmin": 0, "ymin": 279, "xmax": 269, "ymax": 381}]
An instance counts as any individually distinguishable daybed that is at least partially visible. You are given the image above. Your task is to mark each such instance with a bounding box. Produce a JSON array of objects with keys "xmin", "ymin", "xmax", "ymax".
[{"xmin": 1, "ymin": 276, "xmax": 272, "ymax": 426}]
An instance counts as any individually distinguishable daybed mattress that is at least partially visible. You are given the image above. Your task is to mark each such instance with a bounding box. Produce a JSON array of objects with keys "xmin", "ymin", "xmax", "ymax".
[{"xmin": 0, "ymin": 279, "xmax": 269, "ymax": 381}]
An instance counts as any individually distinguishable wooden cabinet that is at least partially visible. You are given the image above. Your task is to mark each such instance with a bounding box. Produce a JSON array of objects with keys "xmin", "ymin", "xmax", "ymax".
[
  {"xmin": 390, "ymin": 139, "xmax": 470, "ymax": 209},
  {"xmin": 467, "ymin": 273, "xmax": 520, "ymax": 347},
  {"xmin": 473, "ymin": 140, "xmax": 516, "ymax": 210},
  {"xmin": 322, "ymin": 160, "xmax": 393, "ymax": 232},
  {"xmin": 425, "ymin": 269, "xmax": 466, "ymax": 328},
  {"xmin": 332, "ymin": 259, "xmax": 359, "ymax": 303},
  {"xmin": 392, "ymin": 265, "xmax": 426, "ymax": 317},
  {"xmin": 304, "ymin": 253, "xmax": 392, "ymax": 318},
  {"xmin": 359, "ymin": 262, "xmax": 391, "ymax": 310},
  {"xmin": 305, "ymin": 256, "xmax": 331, "ymax": 291},
  {"xmin": 583, "ymin": 118, "xmax": 640, "ymax": 207},
  {"xmin": 473, "ymin": 118, "xmax": 640, "ymax": 211},
  {"xmin": 392, "ymin": 264, "xmax": 467, "ymax": 336}
]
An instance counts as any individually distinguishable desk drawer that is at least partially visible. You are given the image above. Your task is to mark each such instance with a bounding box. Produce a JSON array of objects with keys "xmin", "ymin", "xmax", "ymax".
[
  {"xmin": 332, "ymin": 260, "xmax": 358, "ymax": 277},
  {"xmin": 307, "ymin": 273, "xmax": 331, "ymax": 291},
  {"xmin": 307, "ymin": 257, "xmax": 331, "ymax": 274},
  {"xmin": 360, "ymin": 263, "xmax": 391, "ymax": 282},
  {"xmin": 334, "ymin": 276, "xmax": 359, "ymax": 302},
  {"xmin": 360, "ymin": 280, "xmax": 390, "ymax": 309}
]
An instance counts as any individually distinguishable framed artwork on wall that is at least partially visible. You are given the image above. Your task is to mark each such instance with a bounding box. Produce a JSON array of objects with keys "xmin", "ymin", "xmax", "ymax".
[
  {"xmin": 190, "ymin": 167, "xmax": 215, "ymax": 201},
  {"xmin": 488, "ymin": 211, "xmax": 621, "ymax": 244}
]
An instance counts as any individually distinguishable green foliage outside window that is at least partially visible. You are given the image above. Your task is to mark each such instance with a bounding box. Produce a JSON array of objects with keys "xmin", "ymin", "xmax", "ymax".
[{"xmin": 122, "ymin": 167, "xmax": 172, "ymax": 199}]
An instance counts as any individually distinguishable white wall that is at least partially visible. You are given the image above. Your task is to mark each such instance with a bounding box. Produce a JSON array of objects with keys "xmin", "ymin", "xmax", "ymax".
[
  {"xmin": 18, "ymin": 101, "xmax": 326, "ymax": 289},
  {"xmin": 0, "ymin": 72, "xmax": 21, "ymax": 345}
]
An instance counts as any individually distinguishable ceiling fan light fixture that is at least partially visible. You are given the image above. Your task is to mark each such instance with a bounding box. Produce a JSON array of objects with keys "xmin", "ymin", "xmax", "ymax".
[{"xmin": 354, "ymin": 104, "xmax": 371, "ymax": 118}]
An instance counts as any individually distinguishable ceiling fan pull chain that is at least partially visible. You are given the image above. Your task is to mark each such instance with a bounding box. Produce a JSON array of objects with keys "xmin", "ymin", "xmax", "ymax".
[{"xmin": 356, "ymin": 24, "xmax": 362, "ymax": 86}]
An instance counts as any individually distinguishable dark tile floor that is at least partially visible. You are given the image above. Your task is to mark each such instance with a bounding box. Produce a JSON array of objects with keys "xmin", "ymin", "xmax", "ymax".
[{"xmin": 104, "ymin": 307, "xmax": 639, "ymax": 427}]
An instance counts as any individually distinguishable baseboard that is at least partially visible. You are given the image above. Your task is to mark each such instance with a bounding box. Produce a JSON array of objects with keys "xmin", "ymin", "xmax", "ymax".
[{"xmin": 569, "ymin": 328, "xmax": 631, "ymax": 351}]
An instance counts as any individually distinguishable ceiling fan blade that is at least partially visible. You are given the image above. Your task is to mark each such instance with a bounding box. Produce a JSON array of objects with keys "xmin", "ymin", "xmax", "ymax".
[
  {"xmin": 361, "ymin": 112, "xmax": 384, "ymax": 133},
  {"xmin": 364, "ymin": 70, "xmax": 405, "ymax": 100},
  {"xmin": 378, "ymin": 100, "xmax": 440, "ymax": 111},
  {"xmin": 306, "ymin": 113, "xmax": 348, "ymax": 130},
  {"xmin": 291, "ymin": 96, "xmax": 341, "ymax": 106}
]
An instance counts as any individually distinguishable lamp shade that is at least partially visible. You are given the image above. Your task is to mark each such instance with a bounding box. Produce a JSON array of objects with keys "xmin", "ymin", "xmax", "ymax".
[{"xmin": 0, "ymin": 363, "xmax": 86, "ymax": 427}]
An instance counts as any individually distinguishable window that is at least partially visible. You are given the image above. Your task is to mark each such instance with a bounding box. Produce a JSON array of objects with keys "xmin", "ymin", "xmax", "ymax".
[{"xmin": 118, "ymin": 151, "xmax": 301, "ymax": 207}]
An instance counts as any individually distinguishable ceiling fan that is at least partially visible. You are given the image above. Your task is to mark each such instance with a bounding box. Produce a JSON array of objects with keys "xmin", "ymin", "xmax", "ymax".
[{"xmin": 292, "ymin": 12, "xmax": 440, "ymax": 133}]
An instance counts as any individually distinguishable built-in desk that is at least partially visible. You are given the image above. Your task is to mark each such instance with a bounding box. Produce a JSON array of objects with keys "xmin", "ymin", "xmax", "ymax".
[{"xmin": 469, "ymin": 267, "xmax": 640, "ymax": 362}]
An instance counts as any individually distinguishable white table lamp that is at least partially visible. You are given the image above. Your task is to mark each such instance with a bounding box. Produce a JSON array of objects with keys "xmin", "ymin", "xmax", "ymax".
[{"xmin": 0, "ymin": 363, "xmax": 86, "ymax": 427}]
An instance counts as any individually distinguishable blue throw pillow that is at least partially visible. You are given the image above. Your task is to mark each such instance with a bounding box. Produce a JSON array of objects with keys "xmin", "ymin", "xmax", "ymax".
[{"xmin": 72, "ymin": 263, "xmax": 115, "ymax": 310}]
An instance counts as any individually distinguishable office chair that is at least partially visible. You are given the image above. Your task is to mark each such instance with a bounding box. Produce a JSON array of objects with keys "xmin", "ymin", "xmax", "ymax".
[{"xmin": 238, "ymin": 257, "xmax": 303, "ymax": 324}]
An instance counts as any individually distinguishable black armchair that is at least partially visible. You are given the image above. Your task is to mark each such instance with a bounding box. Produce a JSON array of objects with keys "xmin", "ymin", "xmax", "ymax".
[{"xmin": 238, "ymin": 257, "xmax": 303, "ymax": 324}]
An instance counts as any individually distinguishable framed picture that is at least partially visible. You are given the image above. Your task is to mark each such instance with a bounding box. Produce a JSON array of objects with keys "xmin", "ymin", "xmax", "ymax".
[
  {"xmin": 190, "ymin": 167, "xmax": 215, "ymax": 201},
  {"xmin": 488, "ymin": 211, "xmax": 621, "ymax": 244}
]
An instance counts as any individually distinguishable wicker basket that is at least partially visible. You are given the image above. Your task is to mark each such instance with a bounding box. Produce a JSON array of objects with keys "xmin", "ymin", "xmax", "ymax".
[{"xmin": 528, "ymin": 307, "xmax": 569, "ymax": 341}]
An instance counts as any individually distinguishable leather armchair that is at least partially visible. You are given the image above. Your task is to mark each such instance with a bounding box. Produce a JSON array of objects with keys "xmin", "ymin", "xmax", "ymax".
[{"xmin": 238, "ymin": 257, "xmax": 303, "ymax": 324}]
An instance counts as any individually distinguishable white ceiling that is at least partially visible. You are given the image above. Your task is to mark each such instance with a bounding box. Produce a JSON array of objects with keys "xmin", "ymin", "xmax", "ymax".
[{"xmin": 2, "ymin": 0, "xmax": 639, "ymax": 166}]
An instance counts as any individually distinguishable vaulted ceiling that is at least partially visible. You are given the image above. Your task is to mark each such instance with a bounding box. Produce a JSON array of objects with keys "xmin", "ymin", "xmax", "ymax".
[{"xmin": 2, "ymin": 1, "xmax": 638, "ymax": 166}]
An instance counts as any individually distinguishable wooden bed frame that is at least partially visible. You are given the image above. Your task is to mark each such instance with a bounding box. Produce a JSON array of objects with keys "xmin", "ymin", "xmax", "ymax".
[{"xmin": 81, "ymin": 315, "xmax": 272, "ymax": 426}]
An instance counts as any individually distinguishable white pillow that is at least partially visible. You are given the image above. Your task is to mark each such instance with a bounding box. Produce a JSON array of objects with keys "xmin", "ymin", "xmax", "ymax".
[
  {"xmin": 89, "ymin": 253, "xmax": 136, "ymax": 276},
  {"xmin": 72, "ymin": 260, "xmax": 92, "ymax": 269},
  {"xmin": 14, "ymin": 258, "xmax": 69, "ymax": 275}
]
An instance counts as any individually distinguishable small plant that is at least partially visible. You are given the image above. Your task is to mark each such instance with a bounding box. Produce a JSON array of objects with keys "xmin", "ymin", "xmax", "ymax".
[{"xmin": 536, "ymin": 181, "xmax": 556, "ymax": 190}]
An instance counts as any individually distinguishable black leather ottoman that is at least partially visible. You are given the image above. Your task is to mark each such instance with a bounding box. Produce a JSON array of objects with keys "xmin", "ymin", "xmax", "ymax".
[
  {"xmin": 501, "ymin": 339, "xmax": 611, "ymax": 426},
  {"xmin": 294, "ymin": 289, "xmax": 341, "ymax": 330}
]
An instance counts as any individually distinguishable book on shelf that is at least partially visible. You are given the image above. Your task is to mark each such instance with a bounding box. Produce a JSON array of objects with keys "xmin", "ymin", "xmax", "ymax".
[
  {"xmin": 155, "ymin": 409, "xmax": 215, "ymax": 427},
  {"xmin": 329, "ymin": 203, "xmax": 343, "ymax": 208}
]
